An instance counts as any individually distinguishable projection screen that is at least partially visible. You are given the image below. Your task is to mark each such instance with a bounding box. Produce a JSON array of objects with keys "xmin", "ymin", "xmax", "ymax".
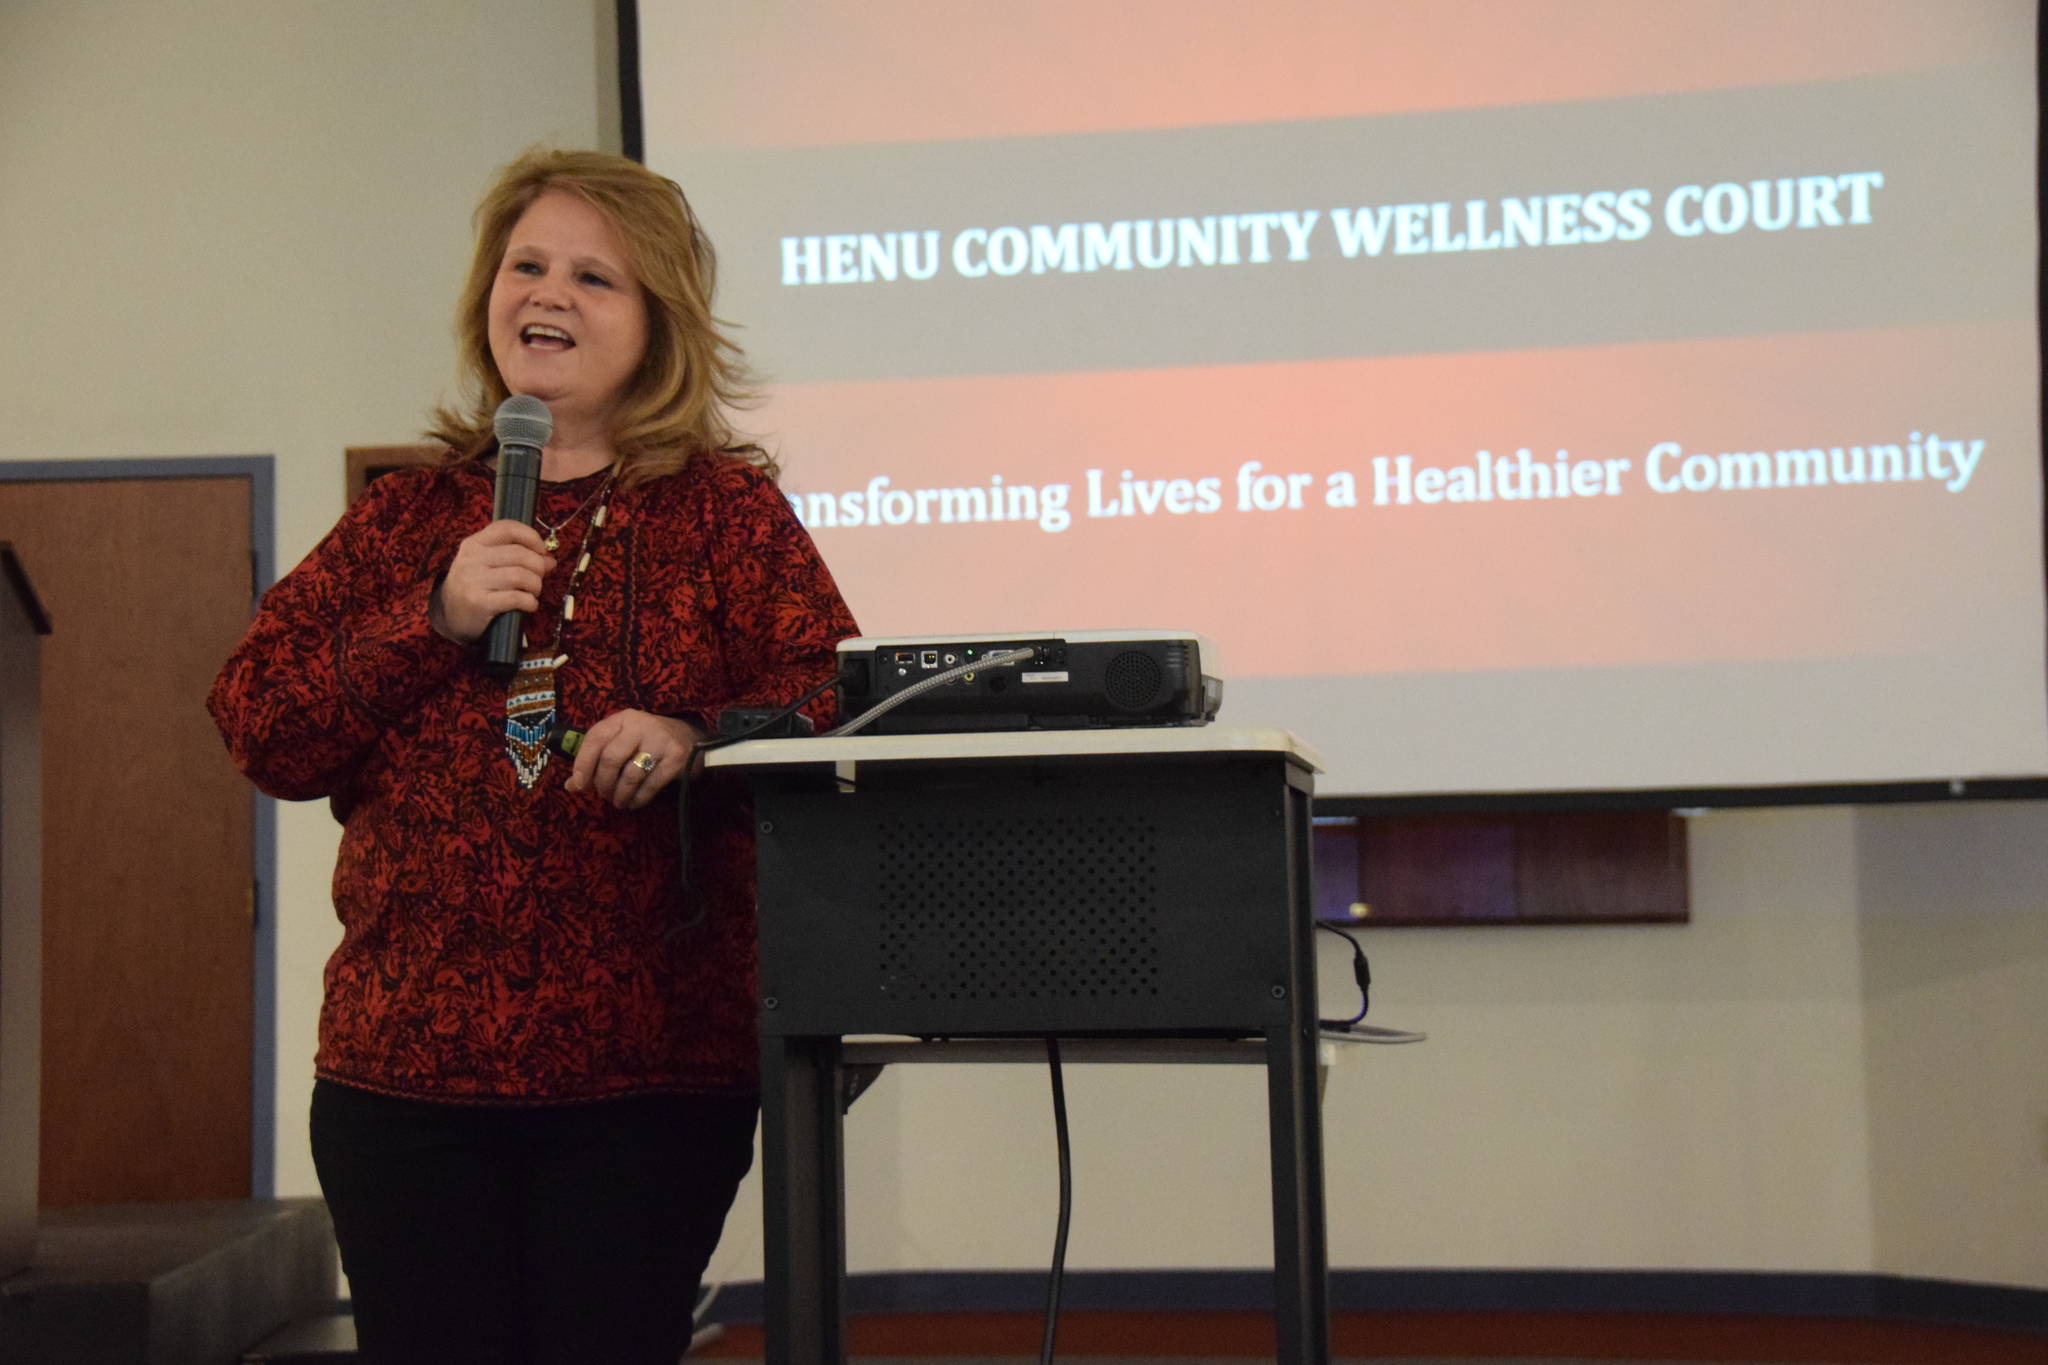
[{"xmin": 634, "ymin": 0, "xmax": 2046, "ymax": 797}]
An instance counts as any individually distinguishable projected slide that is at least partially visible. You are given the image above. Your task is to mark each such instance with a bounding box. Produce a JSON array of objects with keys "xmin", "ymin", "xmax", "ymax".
[{"xmin": 639, "ymin": 0, "xmax": 2046, "ymax": 794}]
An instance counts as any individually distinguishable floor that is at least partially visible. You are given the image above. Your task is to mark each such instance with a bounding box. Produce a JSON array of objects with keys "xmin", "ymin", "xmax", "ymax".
[
  {"xmin": 239, "ymin": 1306, "xmax": 2048, "ymax": 1363},
  {"xmin": 686, "ymin": 1310, "xmax": 2048, "ymax": 1364}
]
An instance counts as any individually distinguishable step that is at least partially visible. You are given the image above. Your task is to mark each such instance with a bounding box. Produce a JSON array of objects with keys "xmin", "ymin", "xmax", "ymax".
[
  {"xmin": 241, "ymin": 1310, "xmax": 356, "ymax": 1362},
  {"xmin": 0, "ymin": 1198, "xmax": 337, "ymax": 1364}
]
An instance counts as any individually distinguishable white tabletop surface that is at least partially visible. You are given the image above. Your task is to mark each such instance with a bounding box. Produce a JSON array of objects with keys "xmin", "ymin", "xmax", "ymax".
[{"xmin": 702, "ymin": 723, "xmax": 1324, "ymax": 774}]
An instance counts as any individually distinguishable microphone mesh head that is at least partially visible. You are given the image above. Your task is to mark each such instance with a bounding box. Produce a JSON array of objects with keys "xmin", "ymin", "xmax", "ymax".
[{"xmin": 493, "ymin": 394, "xmax": 553, "ymax": 450}]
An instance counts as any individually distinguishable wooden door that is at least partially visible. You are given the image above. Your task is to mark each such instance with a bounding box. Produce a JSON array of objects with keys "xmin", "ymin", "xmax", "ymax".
[{"xmin": 0, "ymin": 475, "xmax": 254, "ymax": 1205}]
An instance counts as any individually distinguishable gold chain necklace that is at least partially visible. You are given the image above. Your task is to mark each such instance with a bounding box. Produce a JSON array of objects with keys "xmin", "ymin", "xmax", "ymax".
[{"xmin": 532, "ymin": 464, "xmax": 617, "ymax": 551}]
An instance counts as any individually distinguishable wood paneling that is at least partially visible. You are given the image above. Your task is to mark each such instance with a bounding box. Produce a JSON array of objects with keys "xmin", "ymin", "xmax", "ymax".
[
  {"xmin": 1316, "ymin": 810, "xmax": 1688, "ymax": 925},
  {"xmin": 345, "ymin": 444, "xmax": 441, "ymax": 503},
  {"xmin": 0, "ymin": 476, "xmax": 254, "ymax": 1205}
]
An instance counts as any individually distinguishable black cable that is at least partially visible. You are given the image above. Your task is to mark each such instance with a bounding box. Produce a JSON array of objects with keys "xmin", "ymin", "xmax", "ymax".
[
  {"xmin": 692, "ymin": 672, "xmax": 842, "ymax": 754},
  {"xmin": 548, "ymin": 674, "xmax": 844, "ymax": 941},
  {"xmin": 1040, "ymin": 1037, "xmax": 1071, "ymax": 1365},
  {"xmin": 669, "ymin": 674, "xmax": 842, "ymax": 935},
  {"xmin": 1315, "ymin": 922, "xmax": 1372, "ymax": 1028},
  {"xmin": 543, "ymin": 669, "xmax": 839, "ymax": 778}
]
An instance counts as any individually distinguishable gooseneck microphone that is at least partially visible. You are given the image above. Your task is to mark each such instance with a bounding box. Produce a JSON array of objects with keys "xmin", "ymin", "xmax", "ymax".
[{"xmin": 482, "ymin": 394, "xmax": 553, "ymax": 676}]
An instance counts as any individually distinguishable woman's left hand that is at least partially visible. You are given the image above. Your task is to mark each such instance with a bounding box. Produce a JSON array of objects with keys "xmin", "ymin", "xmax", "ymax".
[{"xmin": 564, "ymin": 710, "xmax": 706, "ymax": 809}]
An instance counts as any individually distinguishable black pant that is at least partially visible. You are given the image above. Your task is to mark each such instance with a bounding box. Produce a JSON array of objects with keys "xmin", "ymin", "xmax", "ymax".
[{"xmin": 310, "ymin": 1079, "xmax": 757, "ymax": 1365}]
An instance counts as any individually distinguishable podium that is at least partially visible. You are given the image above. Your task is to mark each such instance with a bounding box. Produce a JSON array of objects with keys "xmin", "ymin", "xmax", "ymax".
[
  {"xmin": 707, "ymin": 726, "xmax": 1329, "ymax": 1364},
  {"xmin": 1, "ymin": 544, "xmax": 52, "ymax": 1276}
]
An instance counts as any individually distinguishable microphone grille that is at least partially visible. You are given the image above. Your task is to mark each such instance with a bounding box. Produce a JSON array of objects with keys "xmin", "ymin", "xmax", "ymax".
[{"xmin": 493, "ymin": 394, "xmax": 553, "ymax": 450}]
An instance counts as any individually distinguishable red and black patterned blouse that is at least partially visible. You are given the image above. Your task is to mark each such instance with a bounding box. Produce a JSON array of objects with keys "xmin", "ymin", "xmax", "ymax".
[{"xmin": 208, "ymin": 452, "xmax": 857, "ymax": 1102}]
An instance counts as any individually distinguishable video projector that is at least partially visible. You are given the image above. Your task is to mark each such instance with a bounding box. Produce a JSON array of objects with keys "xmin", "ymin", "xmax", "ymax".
[{"xmin": 835, "ymin": 630, "xmax": 1222, "ymax": 735}]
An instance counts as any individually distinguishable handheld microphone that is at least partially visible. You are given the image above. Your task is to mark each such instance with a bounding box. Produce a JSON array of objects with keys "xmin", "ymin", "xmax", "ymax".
[{"xmin": 482, "ymin": 394, "xmax": 553, "ymax": 676}]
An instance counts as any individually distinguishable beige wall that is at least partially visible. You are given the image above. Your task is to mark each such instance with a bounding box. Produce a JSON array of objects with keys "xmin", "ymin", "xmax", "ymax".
[
  {"xmin": 713, "ymin": 807, "xmax": 1884, "ymax": 1283},
  {"xmin": 5, "ymin": 0, "xmax": 2044, "ymax": 1298},
  {"xmin": 708, "ymin": 803, "xmax": 2047, "ymax": 1294},
  {"xmin": 1859, "ymin": 801, "xmax": 2048, "ymax": 1291},
  {"xmin": 0, "ymin": 0, "xmax": 614, "ymax": 1202}
]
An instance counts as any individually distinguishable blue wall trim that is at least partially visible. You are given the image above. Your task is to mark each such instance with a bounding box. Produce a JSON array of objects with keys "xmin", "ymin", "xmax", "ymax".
[
  {"xmin": 706, "ymin": 1269, "xmax": 2047, "ymax": 1336},
  {"xmin": 0, "ymin": 454, "xmax": 279, "ymax": 1199},
  {"xmin": 0, "ymin": 455, "xmax": 274, "ymax": 484}
]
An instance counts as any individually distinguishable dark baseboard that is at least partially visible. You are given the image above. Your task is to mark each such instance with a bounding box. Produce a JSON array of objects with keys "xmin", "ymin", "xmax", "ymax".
[
  {"xmin": 706, "ymin": 1268, "xmax": 2047, "ymax": 1336},
  {"xmin": 1872, "ymin": 1275, "xmax": 2048, "ymax": 1334}
]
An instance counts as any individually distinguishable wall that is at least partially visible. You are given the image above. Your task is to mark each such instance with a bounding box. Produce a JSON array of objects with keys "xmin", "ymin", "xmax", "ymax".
[
  {"xmin": 5, "ymin": 0, "xmax": 2043, "ymax": 1301},
  {"xmin": 708, "ymin": 806, "xmax": 1887, "ymax": 1285},
  {"xmin": 708, "ymin": 803, "xmax": 2048, "ymax": 1294},
  {"xmin": 0, "ymin": 0, "xmax": 614, "ymax": 1201},
  {"xmin": 1860, "ymin": 800, "xmax": 2048, "ymax": 1291}
]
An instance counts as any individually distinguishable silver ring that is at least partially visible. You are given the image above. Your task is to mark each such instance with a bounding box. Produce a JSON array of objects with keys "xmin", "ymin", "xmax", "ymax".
[{"xmin": 631, "ymin": 751, "xmax": 657, "ymax": 773}]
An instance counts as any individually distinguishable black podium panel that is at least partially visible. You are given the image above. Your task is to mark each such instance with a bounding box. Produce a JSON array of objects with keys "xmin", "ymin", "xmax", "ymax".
[
  {"xmin": 754, "ymin": 754, "xmax": 1309, "ymax": 1038},
  {"xmin": 729, "ymin": 733, "xmax": 1330, "ymax": 1365}
]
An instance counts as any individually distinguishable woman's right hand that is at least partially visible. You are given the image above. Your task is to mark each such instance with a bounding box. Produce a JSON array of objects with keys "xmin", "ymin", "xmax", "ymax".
[{"xmin": 429, "ymin": 520, "xmax": 557, "ymax": 644}]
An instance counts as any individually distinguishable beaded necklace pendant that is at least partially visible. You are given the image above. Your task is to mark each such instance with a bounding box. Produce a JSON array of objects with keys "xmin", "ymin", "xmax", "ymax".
[{"xmin": 505, "ymin": 648, "xmax": 562, "ymax": 789}]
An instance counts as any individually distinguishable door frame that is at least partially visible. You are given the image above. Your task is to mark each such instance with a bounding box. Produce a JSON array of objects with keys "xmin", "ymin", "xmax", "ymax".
[{"xmin": 0, "ymin": 454, "xmax": 278, "ymax": 1198}]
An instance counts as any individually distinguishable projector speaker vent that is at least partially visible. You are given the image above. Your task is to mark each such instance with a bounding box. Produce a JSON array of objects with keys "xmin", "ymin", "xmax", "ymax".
[{"xmin": 1103, "ymin": 650, "xmax": 1166, "ymax": 711}]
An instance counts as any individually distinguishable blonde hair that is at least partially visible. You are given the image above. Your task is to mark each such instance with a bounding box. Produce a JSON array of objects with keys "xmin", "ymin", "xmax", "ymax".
[{"xmin": 426, "ymin": 147, "xmax": 772, "ymax": 483}]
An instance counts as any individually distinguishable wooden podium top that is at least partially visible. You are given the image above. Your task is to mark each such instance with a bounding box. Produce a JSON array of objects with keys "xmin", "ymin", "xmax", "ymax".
[{"xmin": 702, "ymin": 723, "xmax": 1324, "ymax": 776}]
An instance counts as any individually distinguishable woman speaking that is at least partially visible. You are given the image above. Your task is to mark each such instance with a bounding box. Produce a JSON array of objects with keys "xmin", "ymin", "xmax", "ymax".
[{"xmin": 209, "ymin": 149, "xmax": 858, "ymax": 1363}]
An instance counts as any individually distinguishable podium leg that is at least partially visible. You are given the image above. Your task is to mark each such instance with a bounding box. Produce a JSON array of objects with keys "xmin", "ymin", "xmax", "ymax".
[
  {"xmin": 761, "ymin": 1033, "xmax": 847, "ymax": 1365},
  {"xmin": 1266, "ymin": 1022, "xmax": 1330, "ymax": 1364}
]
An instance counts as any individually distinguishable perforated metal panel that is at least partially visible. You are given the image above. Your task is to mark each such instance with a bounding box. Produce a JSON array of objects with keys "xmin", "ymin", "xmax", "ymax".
[
  {"xmin": 754, "ymin": 754, "xmax": 1309, "ymax": 1035},
  {"xmin": 875, "ymin": 813, "xmax": 1160, "ymax": 1003}
]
